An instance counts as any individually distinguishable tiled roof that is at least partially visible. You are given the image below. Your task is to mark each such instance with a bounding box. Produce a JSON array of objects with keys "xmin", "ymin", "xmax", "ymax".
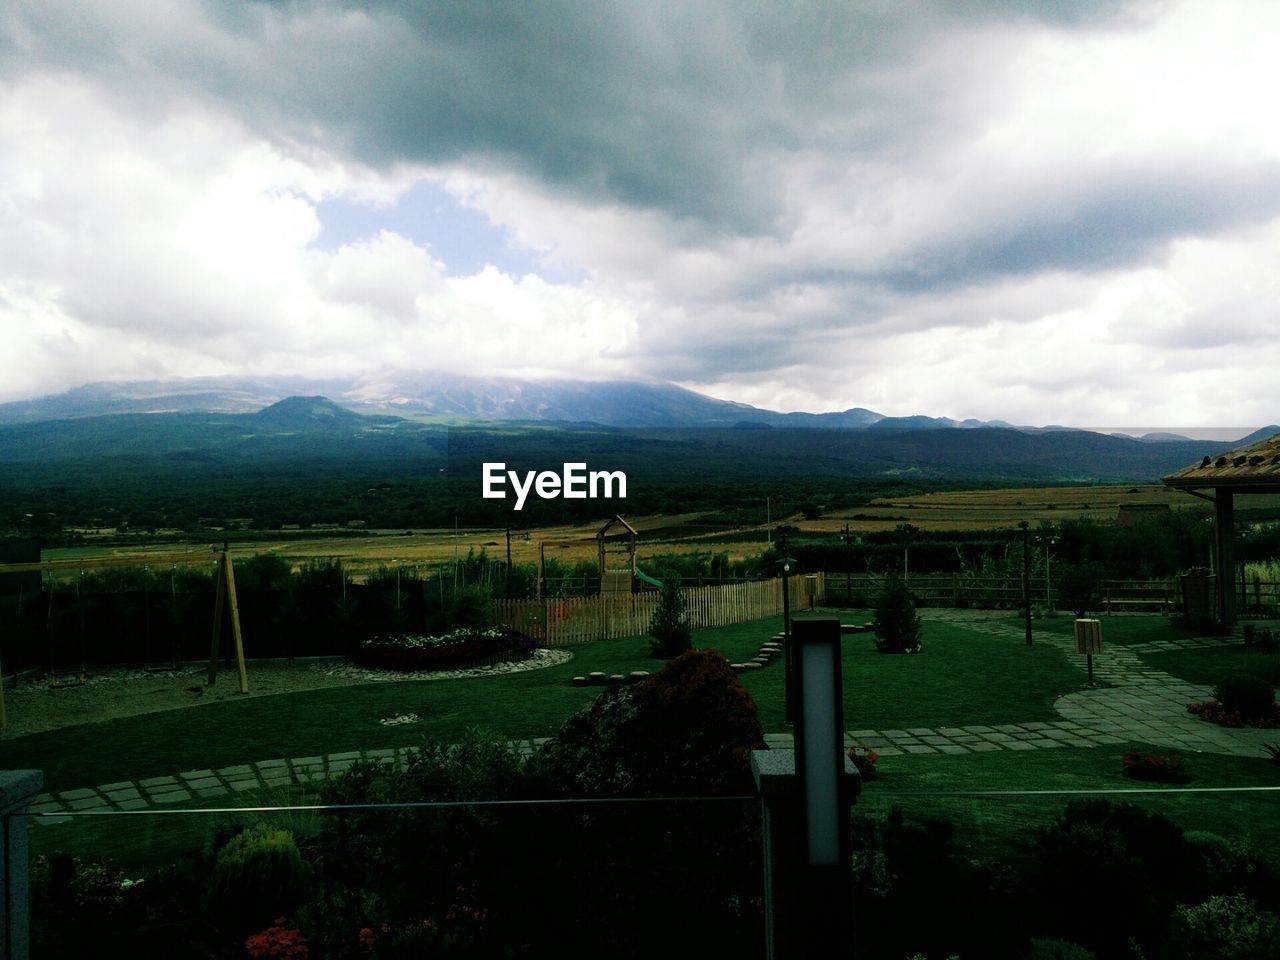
[{"xmin": 1163, "ymin": 432, "xmax": 1280, "ymax": 488}]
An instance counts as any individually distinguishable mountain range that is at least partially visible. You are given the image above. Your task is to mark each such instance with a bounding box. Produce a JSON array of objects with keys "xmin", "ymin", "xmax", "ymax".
[
  {"xmin": 0, "ymin": 374, "xmax": 1264, "ymax": 444},
  {"xmin": 0, "ymin": 377, "xmax": 1275, "ymax": 485}
]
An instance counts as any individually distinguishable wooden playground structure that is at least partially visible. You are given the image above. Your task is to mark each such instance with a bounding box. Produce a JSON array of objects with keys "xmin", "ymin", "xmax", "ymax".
[
  {"xmin": 0, "ymin": 547, "xmax": 248, "ymax": 733},
  {"xmin": 537, "ymin": 514, "xmax": 644, "ymax": 598}
]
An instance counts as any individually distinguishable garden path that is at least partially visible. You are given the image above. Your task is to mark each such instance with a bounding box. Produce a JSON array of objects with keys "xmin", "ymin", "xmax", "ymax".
[{"xmin": 26, "ymin": 612, "xmax": 1274, "ymax": 823}]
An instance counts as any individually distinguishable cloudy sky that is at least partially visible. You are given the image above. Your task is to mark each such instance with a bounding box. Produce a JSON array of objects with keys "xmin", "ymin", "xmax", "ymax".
[{"xmin": 2, "ymin": 0, "xmax": 1279, "ymax": 426}]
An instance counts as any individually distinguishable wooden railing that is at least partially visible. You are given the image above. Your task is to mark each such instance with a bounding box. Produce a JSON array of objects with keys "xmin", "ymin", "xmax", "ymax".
[{"xmin": 493, "ymin": 573, "xmax": 824, "ymax": 646}]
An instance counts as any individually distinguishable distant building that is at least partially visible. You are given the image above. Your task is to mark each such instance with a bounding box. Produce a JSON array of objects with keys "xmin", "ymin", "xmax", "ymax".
[{"xmin": 1116, "ymin": 503, "xmax": 1171, "ymax": 527}]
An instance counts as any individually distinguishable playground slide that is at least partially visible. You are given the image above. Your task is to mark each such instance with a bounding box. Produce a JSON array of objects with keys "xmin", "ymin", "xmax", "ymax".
[{"xmin": 634, "ymin": 567, "xmax": 663, "ymax": 589}]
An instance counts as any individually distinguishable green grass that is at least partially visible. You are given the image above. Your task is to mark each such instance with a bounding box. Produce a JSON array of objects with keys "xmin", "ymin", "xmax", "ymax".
[
  {"xmin": 5, "ymin": 611, "xmax": 1086, "ymax": 794},
  {"xmin": 1143, "ymin": 644, "xmax": 1280, "ymax": 687},
  {"xmin": 858, "ymin": 742, "xmax": 1280, "ymax": 867},
  {"xmin": 1026, "ymin": 612, "xmax": 1189, "ymax": 646}
]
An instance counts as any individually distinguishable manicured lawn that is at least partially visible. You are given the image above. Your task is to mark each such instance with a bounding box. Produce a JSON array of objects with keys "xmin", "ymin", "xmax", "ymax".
[
  {"xmin": 1025, "ymin": 613, "xmax": 1190, "ymax": 646},
  {"xmin": 1144, "ymin": 644, "xmax": 1280, "ymax": 687},
  {"xmin": 5, "ymin": 611, "xmax": 1086, "ymax": 794},
  {"xmin": 859, "ymin": 743, "xmax": 1280, "ymax": 867}
]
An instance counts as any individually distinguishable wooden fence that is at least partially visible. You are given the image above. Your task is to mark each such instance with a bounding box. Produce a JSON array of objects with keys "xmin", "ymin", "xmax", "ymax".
[{"xmin": 494, "ymin": 573, "xmax": 824, "ymax": 646}]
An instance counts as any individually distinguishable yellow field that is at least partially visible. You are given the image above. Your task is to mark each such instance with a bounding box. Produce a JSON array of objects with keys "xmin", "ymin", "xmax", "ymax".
[
  {"xmin": 37, "ymin": 484, "xmax": 1279, "ymax": 577},
  {"xmin": 802, "ymin": 484, "xmax": 1253, "ymax": 534}
]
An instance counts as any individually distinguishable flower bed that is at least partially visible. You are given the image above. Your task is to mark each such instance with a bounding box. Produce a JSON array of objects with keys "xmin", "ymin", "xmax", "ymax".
[
  {"xmin": 354, "ymin": 627, "xmax": 538, "ymax": 673},
  {"xmin": 1186, "ymin": 699, "xmax": 1280, "ymax": 729}
]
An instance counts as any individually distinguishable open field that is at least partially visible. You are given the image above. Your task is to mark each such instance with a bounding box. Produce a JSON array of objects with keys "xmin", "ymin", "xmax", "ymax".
[
  {"xmin": 36, "ymin": 482, "xmax": 1280, "ymax": 578},
  {"xmin": 804, "ymin": 483, "xmax": 1232, "ymax": 533}
]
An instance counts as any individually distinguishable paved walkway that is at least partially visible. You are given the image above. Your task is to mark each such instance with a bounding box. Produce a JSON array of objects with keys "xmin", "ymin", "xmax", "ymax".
[{"xmin": 27, "ymin": 612, "xmax": 1277, "ymax": 822}]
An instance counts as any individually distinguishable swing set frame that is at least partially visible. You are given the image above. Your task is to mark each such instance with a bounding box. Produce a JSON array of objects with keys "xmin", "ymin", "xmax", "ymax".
[{"xmin": 0, "ymin": 548, "xmax": 248, "ymax": 733}]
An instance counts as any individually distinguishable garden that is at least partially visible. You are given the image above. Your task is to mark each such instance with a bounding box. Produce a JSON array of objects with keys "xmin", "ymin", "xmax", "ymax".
[{"xmin": 11, "ymin": 566, "xmax": 1280, "ymax": 958}]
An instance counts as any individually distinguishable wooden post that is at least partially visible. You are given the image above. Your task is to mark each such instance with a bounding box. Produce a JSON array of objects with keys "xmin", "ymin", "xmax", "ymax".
[
  {"xmin": 223, "ymin": 553, "xmax": 248, "ymax": 694},
  {"xmin": 209, "ymin": 551, "xmax": 249, "ymax": 693}
]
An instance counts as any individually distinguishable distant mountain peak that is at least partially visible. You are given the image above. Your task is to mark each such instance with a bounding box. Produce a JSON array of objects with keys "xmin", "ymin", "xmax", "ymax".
[{"xmin": 255, "ymin": 396, "xmax": 364, "ymax": 427}]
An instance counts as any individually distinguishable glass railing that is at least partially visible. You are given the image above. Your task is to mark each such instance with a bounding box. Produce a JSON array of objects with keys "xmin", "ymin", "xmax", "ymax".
[
  {"xmin": 23, "ymin": 793, "xmax": 764, "ymax": 959},
  {"xmin": 19, "ymin": 783, "xmax": 1280, "ymax": 959}
]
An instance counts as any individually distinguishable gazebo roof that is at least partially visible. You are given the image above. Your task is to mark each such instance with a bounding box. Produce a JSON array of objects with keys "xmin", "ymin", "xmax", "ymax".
[{"xmin": 1162, "ymin": 431, "xmax": 1280, "ymax": 491}]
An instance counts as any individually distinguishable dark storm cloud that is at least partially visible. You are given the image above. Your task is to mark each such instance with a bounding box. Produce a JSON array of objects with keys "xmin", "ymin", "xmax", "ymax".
[{"xmin": 2, "ymin": 0, "xmax": 1157, "ymax": 239}]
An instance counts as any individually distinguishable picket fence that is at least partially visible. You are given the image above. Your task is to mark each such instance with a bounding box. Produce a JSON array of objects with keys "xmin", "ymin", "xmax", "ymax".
[{"xmin": 493, "ymin": 573, "xmax": 824, "ymax": 646}]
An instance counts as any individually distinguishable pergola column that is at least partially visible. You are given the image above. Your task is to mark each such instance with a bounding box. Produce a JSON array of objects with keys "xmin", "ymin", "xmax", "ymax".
[{"xmin": 1214, "ymin": 489, "xmax": 1236, "ymax": 627}]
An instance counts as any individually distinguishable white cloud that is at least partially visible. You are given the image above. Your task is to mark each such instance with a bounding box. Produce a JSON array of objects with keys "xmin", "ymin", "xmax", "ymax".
[{"xmin": 3, "ymin": 0, "xmax": 1280, "ymax": 427}]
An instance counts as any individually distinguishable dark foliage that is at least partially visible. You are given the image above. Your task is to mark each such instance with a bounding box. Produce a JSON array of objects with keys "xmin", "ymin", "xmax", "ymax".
[
  {"xmin": 1033, "ymin": 800, "xmax": 1194, "ymax": 958},
  {"xmin": 1213, "ymin": 674, "xmax": 1278, "ymax": 721},
  {"xmin": 648, "ymin": 575, "xmax": 693, "ymax": 658},
  {"xmin": 871, "ymin": 572, "xmax": 922, "ymax": 653},
  {"xmin": 1058, "ymin": 561, "xmax": 1106, "ymax": 618}
]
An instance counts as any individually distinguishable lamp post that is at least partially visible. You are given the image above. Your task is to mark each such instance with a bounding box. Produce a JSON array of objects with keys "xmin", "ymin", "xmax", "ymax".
[
  {"xmin": 778, "ymin": 532, "xmax": 797, "ymax": 723},
  {"xmin": 1036, "ymin": 532, "xmax": 1058, "ymax": 610},
  {"xmin": 839, "ymin": 523, "xmax": 854, "ymax": 607},
  {"xmin": 1019, "ymin": 521, "xmax": 1032, "ymax": 645}
]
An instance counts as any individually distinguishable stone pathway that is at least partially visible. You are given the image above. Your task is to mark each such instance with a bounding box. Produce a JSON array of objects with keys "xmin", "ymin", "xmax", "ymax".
[{"xmin": 26, "ymin": 612, "xmax": 1278, "ymax": 822}]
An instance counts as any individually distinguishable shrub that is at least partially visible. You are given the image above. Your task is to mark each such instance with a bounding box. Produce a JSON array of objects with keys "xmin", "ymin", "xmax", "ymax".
[
  {"xmin": 1033, "ymin": 800, "xmax": 1193, "ymax": 958},
  {"xmin": 1028, "ymin": 940, "xmax": 1096, "ymax": 960},
  {"xmin": 1213, "ymin": 674, "xmax": 1278, "ymax": 721},
  {"xmin": 208, "ymin": 825, "xmax": 309, "ymax": 932},
  {"xmin": 1244, "ymin": 624, "xmax": 1278, "ymax": 650},
  {"xmin": 1171, "ymin": 894, "xmax": 1280, "ymax": 960},
  {"xmin": 1122, "ymin": 751, "xmax": 1190, "ymax": 784},
  {"xmin": 871, "ymin": 572, "xmax": 922, "ymax": 653},
  {"xmin": 648, "ymin": 576, "xmax": 693, "ymax": 658},
  {"xmin": 534, "ymin": 648, "xmax": 764, "ymax": 797}
]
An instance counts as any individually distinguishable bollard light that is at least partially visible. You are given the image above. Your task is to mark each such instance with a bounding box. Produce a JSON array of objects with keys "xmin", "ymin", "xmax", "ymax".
[{"xmin": 792, "ymin": 618, "xmax": 846, "ymax": 867}]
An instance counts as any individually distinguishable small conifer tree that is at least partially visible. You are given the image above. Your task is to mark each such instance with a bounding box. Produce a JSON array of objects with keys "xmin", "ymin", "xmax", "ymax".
[
  {"xmin": 649, "ymin": 575, "xmax": 693, "ymax": 658},
  {"xmin": 872, "ymin": 572, "xmax": 922, "ymax": 653}
]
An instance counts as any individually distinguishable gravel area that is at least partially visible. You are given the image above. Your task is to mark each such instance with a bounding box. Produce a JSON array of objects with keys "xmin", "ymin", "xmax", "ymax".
[{"xmin": 1, "ymin": 649, "xmax": 573, "ymax": 739}]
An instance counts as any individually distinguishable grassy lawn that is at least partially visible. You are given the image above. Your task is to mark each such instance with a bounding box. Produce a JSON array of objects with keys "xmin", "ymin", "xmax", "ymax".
[
  {"xmin": 1025, "ymin": 612, "xmax": 1190, "ymax": 646},
  {"xmin": 5, "ymin": 611, "xmax": 1086, "ymax": 794},
  {"xmin": 859, "ymin": 743, "xmax": 1280, "ymax": 867},
  {"xmin": 1144, "ymin": 644, "xmax": 1280, "ymax": 687}
]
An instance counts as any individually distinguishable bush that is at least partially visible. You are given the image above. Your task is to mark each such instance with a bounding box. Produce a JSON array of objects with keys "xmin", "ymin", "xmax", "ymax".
[
  {"xmin": 1172, "ymin": 894, "xmax": 1280, "ymax": 960},
  {"xmin": 872, "ymin": 572, "xmax": 922, "ymax": 653},
  {"xmin": 1122, "ymin": 751, "xmax": 1190, "ymax": 784},
  {"xmin": 1033, "ymin": 799, "xmax": 1194, "ymax": 958},
  {"xmin": 1028, "ymin": 940, "xmax": 1096, "ymax": 960},
  {"xmin": 534, "ymin": 649, "xmax": 764, "ymax": 797},
  {"xmin": 208, "ymin": 825, "xmax": 309, "ymax": 932},
  {"xmin": 1213, "ymin": 674, "xmax": 1278, "ymax": 721},
  {"xmin": 648, "ymin": 576, "xmax": 693, "ymax": 658}
]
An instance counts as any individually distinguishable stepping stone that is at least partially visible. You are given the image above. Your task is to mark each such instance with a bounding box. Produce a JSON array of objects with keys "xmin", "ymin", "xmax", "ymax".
[
  {"xmin": 572, "ymin": 676, "xmax": 589, "ymax": 686},
  {"xmin": 588, "ymin": 672, "xmax": 607, "ymax": 684},
  {"xmin": 59, "ymin": 788, "xmax": 98, "ymax": 801},
  {"xmin": 629, "ymin": 671, "xmax": 650, "ymax": 681},
  {"xmin": 104, "ymin": 787, "xmax": 142, "ymax": 802},
  {"xmin": 607, "ymin": 674, "xmax": 626, "ymax": 685},
  {"xmin": 68, "ymin": 796, "xmax": 107, "ymax": 811}
]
